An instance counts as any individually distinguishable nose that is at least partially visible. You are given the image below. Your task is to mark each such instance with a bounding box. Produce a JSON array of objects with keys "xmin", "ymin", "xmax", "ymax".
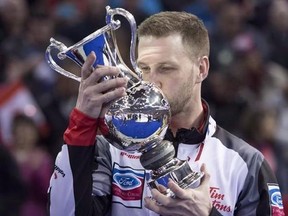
[{"xmin": 143, "ymin": 71, "xmax": 162, "ymax": 89}]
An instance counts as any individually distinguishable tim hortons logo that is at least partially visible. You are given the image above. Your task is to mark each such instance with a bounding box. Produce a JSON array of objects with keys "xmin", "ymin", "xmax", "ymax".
[{"xmin": 210, "ymin": 187, "xmax": 232, "ymax": 213}]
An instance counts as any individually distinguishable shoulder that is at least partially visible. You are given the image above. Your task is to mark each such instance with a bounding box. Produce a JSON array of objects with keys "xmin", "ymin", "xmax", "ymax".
[
  {"xmin": 207, "ymin": 116, "xmax": 264, "ymax": 165},
  {"xmin": 212, "ymin": 124, "xmax": 265, "ymax": 166}
]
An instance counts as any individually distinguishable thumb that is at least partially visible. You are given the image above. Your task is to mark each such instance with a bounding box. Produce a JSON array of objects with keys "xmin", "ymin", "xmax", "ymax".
[{"xmin": 198, "ymin": 163, "xmax": 210, "ymax": 188}]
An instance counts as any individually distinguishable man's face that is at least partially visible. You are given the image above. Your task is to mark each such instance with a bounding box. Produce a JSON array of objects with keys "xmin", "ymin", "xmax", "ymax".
[{"xmin": 137, "ymin": 34, "xmax": 201, "ymax": 116}]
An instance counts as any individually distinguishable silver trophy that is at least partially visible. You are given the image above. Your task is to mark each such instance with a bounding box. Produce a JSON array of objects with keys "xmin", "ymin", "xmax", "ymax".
[{"xmin": 45, "ymin": 6, "xmax": 203, "ymax": 197}]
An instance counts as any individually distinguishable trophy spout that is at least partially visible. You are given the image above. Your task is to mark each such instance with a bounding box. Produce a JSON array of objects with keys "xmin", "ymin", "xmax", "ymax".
[{"xmin": 45, "ymin": 38, "xmax": 81, "ymax": 82}]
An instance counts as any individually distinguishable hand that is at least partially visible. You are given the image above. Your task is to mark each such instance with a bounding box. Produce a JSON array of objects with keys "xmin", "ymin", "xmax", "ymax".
[
  {"xmin": 144, "ymin": 164, "xmax": 212, "ymax": 216},
  {"xmin": 76, "ymin": 52, "xmax": 128, "ymax": 118}
]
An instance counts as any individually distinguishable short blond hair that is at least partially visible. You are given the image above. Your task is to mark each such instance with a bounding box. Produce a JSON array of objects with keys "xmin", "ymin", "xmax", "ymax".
[{"xmin": 137, "ymin": 11, "xmax": 210, "ymax": 58}]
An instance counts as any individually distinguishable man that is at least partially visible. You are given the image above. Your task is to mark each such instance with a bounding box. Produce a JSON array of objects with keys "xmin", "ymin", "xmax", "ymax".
[{"xmin": 48, "ymin": 11, "xmax": 284, "ymax": 216}]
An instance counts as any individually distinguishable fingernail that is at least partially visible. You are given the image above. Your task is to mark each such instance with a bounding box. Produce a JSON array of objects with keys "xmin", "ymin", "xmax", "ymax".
[{"xmin": 151, "ymin": 188, "xmax": 158, "ymax": 195}]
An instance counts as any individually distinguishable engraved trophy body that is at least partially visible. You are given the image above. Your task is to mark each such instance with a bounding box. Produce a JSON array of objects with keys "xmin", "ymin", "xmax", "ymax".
[{"xmin": 45, "ymin": 6, "xmax": 203, "ymax": 197}]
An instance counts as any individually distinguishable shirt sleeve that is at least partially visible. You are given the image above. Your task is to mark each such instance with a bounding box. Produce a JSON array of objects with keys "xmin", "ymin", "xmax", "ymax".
[
  {"xmin": 48, "ymin": 108, "xmax": 112, "ymax": 216},
  {"xmin": 235, "ymin": 155, "xmax": 285, "ymax": 216}
]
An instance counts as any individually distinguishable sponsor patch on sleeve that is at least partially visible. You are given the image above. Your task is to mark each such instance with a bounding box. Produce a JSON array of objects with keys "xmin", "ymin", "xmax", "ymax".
[{"xmin": 268, "ymin": 183, "xmax": 285, "ymax": 216}]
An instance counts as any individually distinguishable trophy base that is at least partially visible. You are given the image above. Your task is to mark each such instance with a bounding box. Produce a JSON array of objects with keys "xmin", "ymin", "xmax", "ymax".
[{"xmin": 147, "ymin": 159, "xmax": 204, "ymax": 197}]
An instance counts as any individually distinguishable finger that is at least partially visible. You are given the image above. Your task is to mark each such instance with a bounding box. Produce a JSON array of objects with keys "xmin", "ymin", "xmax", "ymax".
[
  {"xmin": 99, "ymin": 103, "xmax": 110, "ymax": 118},
  {"xmin": 92, "ymin": 76, "xmax": 128, "ymax": 95},
  {"xmin": 81, "ymin": 51, "xmax": 96, "ymax": 80},
  {"xmin": 150, "ymin": 188, "xmax": 175, "ymax": 207},
  {"xmin": 144, "ymin": 197, "xmax": 162, "ymax": 213},
  {"xmin": 86, "ymin": 66, "xmax": 123, "ymax": 85},
  {"xmin": 167, "ymin": 179, "xmax": 190, "ymax": 199},
  {"xmin": 144, "ymin": 197, "xmax": 179, "ymax": 216},
  {"xmin": 157, "ymin": 184, "xmax": 168, "ymax": 193},
  {"xmin": 93, "ymin": 86, "xmax": 127, "ymax": 104}
]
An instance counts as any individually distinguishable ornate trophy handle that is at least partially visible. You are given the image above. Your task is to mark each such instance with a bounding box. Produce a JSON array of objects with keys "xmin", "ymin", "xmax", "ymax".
[
  {"xmin": 105, "ymin": 6, "xmax": 142, "ymax": 79},
  {"xmin": 45, "ymin": 38, "xmax": 81, "ymax": 82}
]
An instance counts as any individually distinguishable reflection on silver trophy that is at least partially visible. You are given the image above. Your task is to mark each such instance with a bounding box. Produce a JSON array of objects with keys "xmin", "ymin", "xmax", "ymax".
[{"xmin": 45, "ymin": 6, "xmax": 203, "ymax": 197}]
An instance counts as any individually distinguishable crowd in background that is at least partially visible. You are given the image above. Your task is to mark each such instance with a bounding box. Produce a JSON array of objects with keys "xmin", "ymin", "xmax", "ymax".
[{"xmin": 0, "ymin": 0, "xmax": 287, "ymax": 215}]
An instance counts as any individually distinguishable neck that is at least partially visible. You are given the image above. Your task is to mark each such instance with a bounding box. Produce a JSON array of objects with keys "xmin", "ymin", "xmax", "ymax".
[{"xmin": 169, "ymin": 100, "xmax": 204, "ymax": 136}]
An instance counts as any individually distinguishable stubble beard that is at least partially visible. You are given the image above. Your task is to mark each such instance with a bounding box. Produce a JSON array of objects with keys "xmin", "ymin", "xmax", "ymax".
[{"xmin": 169, "ymin": 80, "xmax": 193, "ymax": 117}]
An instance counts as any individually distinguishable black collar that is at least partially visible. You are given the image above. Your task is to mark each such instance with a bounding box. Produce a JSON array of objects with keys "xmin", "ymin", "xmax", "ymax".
[{"xmin": 164, "ymin": 99, "xmax": 209, "ymax": 145}]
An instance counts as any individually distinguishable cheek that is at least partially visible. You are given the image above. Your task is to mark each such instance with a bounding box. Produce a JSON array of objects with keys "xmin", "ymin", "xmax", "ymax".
[
  {"xmin": 141, "ymin": 74, "xmax": 150, "ymax": 82},
  {"xmin": 160, "ymin": 80, "xmax": 181, "ymax": 100}
]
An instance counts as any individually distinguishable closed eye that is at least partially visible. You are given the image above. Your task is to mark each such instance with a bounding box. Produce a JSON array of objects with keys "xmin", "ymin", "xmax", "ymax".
[
  {"xmin": 139, "ymin": 66, "xmax": 150, "ymax": 74},
  {"xmin": 159, "ymin": 66, "xmax": 175, "ymax": 73}
]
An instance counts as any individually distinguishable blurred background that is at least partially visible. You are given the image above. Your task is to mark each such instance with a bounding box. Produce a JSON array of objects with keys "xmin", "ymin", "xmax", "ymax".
[{"xmin": 0, "ymin": 0, "xmax": 287, "ymax": 215}]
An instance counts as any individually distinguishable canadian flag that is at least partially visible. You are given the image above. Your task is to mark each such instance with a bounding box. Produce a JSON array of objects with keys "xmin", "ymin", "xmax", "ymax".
[{"xmin": 0, "ymin": 81, "xmax": 47, "ymax": 145}]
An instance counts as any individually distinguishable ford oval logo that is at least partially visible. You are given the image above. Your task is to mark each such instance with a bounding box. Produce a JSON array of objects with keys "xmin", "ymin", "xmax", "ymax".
[
  {"xmin": 271, "ymin": 191, "xmax": 283, "ymax": 207},
  {"xmin": 113, "ymin": 173, "xmax": 141, "ymax": 190}
]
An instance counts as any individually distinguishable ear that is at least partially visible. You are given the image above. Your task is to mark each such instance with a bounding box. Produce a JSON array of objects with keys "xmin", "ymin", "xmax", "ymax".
[{"xmin": 196, "ymin": 56, "xmax": 209, "ymax": 83}]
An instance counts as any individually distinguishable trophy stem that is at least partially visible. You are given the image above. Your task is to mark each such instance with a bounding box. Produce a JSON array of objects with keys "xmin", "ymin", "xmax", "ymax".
[
  {"xmin": 139, "ymin": 139, "xmax": 203, "ymax": 196},
  {"xmin": 139, "ymin": 140, "xmax": 175, "ymax": 171},
  {"xmin": 147, "ymin": 158, "xmax": 204, "ymax": 197}
]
